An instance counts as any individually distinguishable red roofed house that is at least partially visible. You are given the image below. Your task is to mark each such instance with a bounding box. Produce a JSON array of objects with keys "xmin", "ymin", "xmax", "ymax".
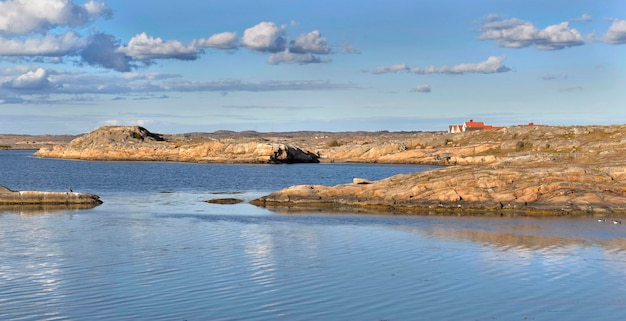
[
  {"xmin": 448, "ymin": 119, "xmax": 505, "ymax": 133},
  {"xmin": 448, "ymin": 124, "xmax": 463, "ymax": 133},
  {"xmin": 463, "ymin": 119, "xmax": 486, "ymax": 131}
]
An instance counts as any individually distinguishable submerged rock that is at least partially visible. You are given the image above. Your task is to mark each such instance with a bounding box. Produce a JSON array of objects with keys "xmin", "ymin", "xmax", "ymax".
[{"xmin": 205, "ymin": 198, "xmax": 244, "ymax": 204}]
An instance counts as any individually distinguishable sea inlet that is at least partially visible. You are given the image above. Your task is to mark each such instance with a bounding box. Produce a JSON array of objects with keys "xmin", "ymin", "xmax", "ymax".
[{"xmin": 1, "ymin": 150, "xmax": 625, "ymax": 320}]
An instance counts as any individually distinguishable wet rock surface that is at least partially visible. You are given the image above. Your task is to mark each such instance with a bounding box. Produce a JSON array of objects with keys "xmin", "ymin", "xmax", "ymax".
[{"xmin": 205, "ymin": 198, "xmax": 244, "ymax": 205}]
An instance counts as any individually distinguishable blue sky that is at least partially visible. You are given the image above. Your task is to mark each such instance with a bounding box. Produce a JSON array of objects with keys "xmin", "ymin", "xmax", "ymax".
[{"xmin": 0, "ymin": 0, "xmax": 624, "ymax": 134}]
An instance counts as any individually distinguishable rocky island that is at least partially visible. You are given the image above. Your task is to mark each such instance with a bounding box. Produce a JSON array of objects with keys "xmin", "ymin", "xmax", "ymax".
[
  {"xmin": 34, "ymin": 126, "xmax": 320, "ymax": 164},
  {"xmin": 32, "ymin": 124, "xmax": 626, "ymax": 215},
  {"xmin": 0, "ymin": 185, "xmax": 102, "ymax": 206}
]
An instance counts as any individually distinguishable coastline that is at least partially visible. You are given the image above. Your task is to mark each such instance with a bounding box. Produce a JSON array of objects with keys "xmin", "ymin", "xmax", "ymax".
[{"xmin": 17, "ymin": 124, "xmax": 626, "ymax": 216}]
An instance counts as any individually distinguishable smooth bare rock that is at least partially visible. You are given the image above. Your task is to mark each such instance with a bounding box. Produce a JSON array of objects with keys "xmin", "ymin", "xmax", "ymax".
[
  {"xmin": 0, "ymin": 185, "xmax": 102, "ymax": 205},
  {"xmin": 35, "ymin": 126, "xmax": 319, "ymax": 164},
  {"xmin": 251, "ymin": 160, "xmax": 626, "ymax": 215},
  {"xmin": 31, "ymin": 124, "xmax": 626, "ymax": 215}
]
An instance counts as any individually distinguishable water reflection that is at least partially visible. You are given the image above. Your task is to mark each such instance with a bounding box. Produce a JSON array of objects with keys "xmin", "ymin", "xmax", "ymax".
[
  {"xmin": 0, "ymin": 214, "xmax": 66, "ymax": 320},
  {"xmin": 392, "ymin": 218, "xmax": 626, "ymax": 253},
  {"xmin": 427, "ymin": 226, "xmax": 586, "ymax": 249},
  {"xmin": 0, "ymin": 203, "xmax": 100, "ymax": 215}
]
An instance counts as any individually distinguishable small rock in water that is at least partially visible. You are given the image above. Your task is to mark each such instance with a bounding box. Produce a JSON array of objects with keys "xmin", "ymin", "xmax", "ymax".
[{"xmin": 205, "ymin": 198, "xmax": 244, "ymax": 205}]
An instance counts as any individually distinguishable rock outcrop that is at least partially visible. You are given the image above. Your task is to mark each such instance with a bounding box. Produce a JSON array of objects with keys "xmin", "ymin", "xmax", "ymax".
[
  {"xmin": 251, "ymin": 124, "xmax": 626, "ymax": 215},
  {"xmin": 30, "ymin": 124, "xmax": 626, "ymax": 215},
  {"xmin": 250, "ymin": 163, "xmax": 626, "ymax": 215},
  {"xmin": 0, "ymin": 185, "xmax": 102, "ymax": 205},
  {"xmin": 35, "ymin": 126, "xmax": 320, "ymax": 164}
]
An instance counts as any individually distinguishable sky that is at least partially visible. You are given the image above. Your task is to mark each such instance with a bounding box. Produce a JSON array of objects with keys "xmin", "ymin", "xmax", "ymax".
[{"xmin": 0, "ymin": 0, "xmax": 624, "ymax": 135}]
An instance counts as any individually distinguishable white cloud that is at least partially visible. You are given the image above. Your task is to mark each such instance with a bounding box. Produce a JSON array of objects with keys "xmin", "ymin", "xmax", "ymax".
[
  {"xmin": 0, "ymin": 12, "xmax": 340, "ymax": 72},
  {"xmin": 372, "ymin": 57, "xmax": 510, "ymax": 75},
  {"xmin": 411, "ymin": 84, "xmax": 431, "ymax": 93},
  {"xmin": 372, "ymin": 64, "xmax": 410, "ymax": 74},
  {"xmin": 603, "ymin": 19, "xmax": 626, "ymax": 44},
  {"xmin": 267, "ymin": 50, "xmax": 331, "ymax": 65},
  {"xmin": 342, "ymin": 43, "xmax": 361, "ymax": 54},
  {"xmin": 84, "ymin": 1, "xmax": 113, "ymax": 18},
  {"xmin": 101, "ymin": 119, "xmax": 152, "ymax": 127},
  {"xmin": 289, "ymin": 30, "xmax": 330, "ymax": 54},
  {"xmin": 193, "ymin": 32, "xmax": 238, "ymax": 49},
  {"xmin": 412, "ymin": 56, "xmax": 511, "ymax": 74},
  {"xmin": 0, "ymin": 0, "xmax": 111, "ymax": 35},
  {"xmin": 3, "ymin": 67, "xmax": 50, "ymax": 90},
  {"xmin": 0, "ymin": 32, "xmax": 88, "ymax": 56},
  {"xmin": 571, "ymin": 14, "xmax": 592, "ymax": 22},
  {"xmin": 241, "ymin": 22, "xmax": 286, "ymax": 52},
  {"xmin": 480, "ymin": 17, "xmax": 584, "ymax": 50},
  {"xmin": 536, "ymin": 22, "xmax": 585, "ymax": 50},
  {"xmin": 102, "ymin": 119, "xmax": 120, "ymax": 126},
  {"xmin": 542, "ymin": 74, "xmax": 568, "ymax": 81},
  {"xmin": 0, "ymin": 68, "xmax": 355, "ymax": 96},
  {"xmin": 117, "ymin": 32, "xmax": 199, "ymax": 60}
]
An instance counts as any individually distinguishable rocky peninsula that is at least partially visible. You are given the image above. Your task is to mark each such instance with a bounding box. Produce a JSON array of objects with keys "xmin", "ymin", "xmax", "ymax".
[
  {"xmin": 252, "ymin": 125, "xmax": 626, "ymax": 215},
  {"xmin": 33, "ymin": 124, "xmax": 626, "ymax": 215}
]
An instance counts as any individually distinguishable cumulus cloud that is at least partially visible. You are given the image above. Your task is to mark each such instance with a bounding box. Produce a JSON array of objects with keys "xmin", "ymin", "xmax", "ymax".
[
  {"xmin": 411, "ymin": 56, "xmax": 511, "ymax": 74},
  {"xmin": 117, "ymin": 32, "xmax": 199, "ymax": 60},
  {"xmin": 372, "ymin": 64, "xmax": 410, "ymax": 74},
  {"xmin": 3, "ymin": 67, "xmax": 50, "ymax": 90},
  {"xmin": 411, "ymin": 84, "xmax": 431, "ymax": 93},
  {"xmin": 0, "ymin": 0, "xmax": 111, "ymax": 35},
  {"xmin": 479, "ymin": 17, "xmax": 584, "ymax": 50},
  {"xmin": 241, "ymin": 22, "xmax": 286, "ymax": 52},
  {"xmin": 603, "ymin": 19, "xmax": 626, "ymax": 44},
  {"xmin": 84, "ymin": 1, "xmax": 113, "ymax": 18},
  {"xmin": 193, "ymin": 32, "xmax": 238, "ymax": 49},
  {"xmin": 289, "ymin": 30, "xmax": 331, "ymax": 54},
  {"xmin": 0, "ymin": 32, "xmax": 88, "ymax": 56},
  {"xmin": 81, "ymin": 33, "xmax": 133, "ymax": 72},
  {"xmin": 0, "ymin": 11, "xmax": 341, "ymax": 74},
  {"xmin": 267, "ymin": 50, "xmax": 331, "ymax": 65}
]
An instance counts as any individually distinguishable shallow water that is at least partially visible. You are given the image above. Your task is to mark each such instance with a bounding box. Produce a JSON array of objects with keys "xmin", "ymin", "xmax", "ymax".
[{"xmin": 1, "ymin": 151, "xmax": 625, "ymax": 320}]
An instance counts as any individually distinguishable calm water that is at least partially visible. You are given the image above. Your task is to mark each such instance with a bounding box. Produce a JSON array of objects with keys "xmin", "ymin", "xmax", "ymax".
[{"xmin": 1, "ymin": 150, "xmax": 625, "ymax": 321}]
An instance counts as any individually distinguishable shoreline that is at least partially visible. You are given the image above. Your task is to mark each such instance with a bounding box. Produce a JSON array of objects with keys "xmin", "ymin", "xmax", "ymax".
[{"xmin": 15, "ymin": 124, "xmax": 626, "ymax": 216}]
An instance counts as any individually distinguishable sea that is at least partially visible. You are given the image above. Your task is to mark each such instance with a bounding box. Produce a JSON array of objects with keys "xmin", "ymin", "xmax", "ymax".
[{"xmin": 1, "ymin": 150, "xmax": 625, "ymax": 321}]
